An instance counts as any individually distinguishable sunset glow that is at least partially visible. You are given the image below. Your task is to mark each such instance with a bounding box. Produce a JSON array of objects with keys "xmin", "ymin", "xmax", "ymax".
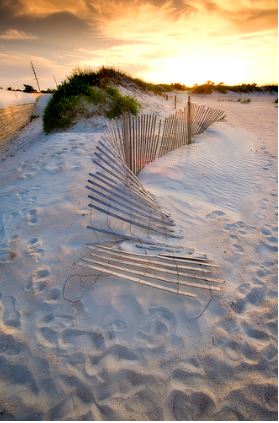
[{"xmin": 0, "ymin": 0, "xmax": 277, "ymax": 89}]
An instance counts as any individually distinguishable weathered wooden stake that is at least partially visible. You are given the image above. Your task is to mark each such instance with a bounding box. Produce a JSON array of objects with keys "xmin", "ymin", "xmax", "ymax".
[{"xmin": 187, "ymin": 93, "xmax": 192, "ymax": 144}]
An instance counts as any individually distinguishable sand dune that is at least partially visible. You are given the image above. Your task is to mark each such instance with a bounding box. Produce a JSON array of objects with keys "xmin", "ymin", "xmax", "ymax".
[{"xmin": 0, "ymin": 92, "xmax": 277, "ymax": 420}]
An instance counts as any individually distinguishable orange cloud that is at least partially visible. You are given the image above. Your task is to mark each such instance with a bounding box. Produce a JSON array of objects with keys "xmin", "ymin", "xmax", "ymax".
[
  {"xmin": 0, "ymin": 28, "xmax": 38, "ymax": 40},
  {"xmin": 14, "ymin": 0, "xmax": 88, "ymax": 17}
]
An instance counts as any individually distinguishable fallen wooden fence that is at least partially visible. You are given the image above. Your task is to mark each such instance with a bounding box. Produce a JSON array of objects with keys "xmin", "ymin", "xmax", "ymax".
[
  {"xmin": 78, "ymin": 245, "xmax": 224, "ymax": 298},
  {"xmin": 87, "ymin": 139, "xmax": 182, "ymax": 239}
]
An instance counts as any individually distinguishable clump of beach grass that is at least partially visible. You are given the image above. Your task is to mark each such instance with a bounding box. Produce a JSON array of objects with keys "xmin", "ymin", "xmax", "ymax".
[{"xmin": 43, "ymin": 68, "xmax": 141, "ymax": 133}]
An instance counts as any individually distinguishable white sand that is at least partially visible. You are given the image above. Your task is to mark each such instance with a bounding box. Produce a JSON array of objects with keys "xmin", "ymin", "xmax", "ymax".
[
  {"xmin": 0, "ymin": 91, "xmax": 277, "ymax": 419},
  {"xmin": 0, "ymin": 89, "xmax": 37, "ymax": 108}
]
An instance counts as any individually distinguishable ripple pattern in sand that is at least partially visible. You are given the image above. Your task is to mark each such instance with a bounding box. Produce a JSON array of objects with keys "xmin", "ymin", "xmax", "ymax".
[{"xmin": 157, "ymin": 127, "xmax": 265, "ymax": 211}]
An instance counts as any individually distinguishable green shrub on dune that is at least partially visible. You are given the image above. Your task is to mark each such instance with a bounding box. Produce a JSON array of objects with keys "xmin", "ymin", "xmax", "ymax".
[
  {"xmin": 43, "ymin": 96, "xmax": 79, "ymax": 133},
  {"xmin": 43, "ymin": 69, "xmax": 141, "ymax": 133},
  {"xmin": 105, "ymin": 87, "xmax": 141, "ymax": 118}
]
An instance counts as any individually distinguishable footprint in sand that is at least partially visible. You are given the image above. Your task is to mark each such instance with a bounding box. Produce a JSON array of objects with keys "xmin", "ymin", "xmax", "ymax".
[
  {"xmin": 35, "ymin": 268, "xmax": 49, "ymax": 279},
  {"xmin": 206, "ymin": 210, "xmax": 226, "ymax": 219},
  {"xmin": 260, "ymin": 227, "xmax": 272, "ymax": 235},
  {"xmin": 71, "ymin": 164, "xmax": 81, "ymax": 171},
  {"xmin": 61, "ymin": 328, "xmax": 105, "ymax": 350},
  {"xmin": 90, "ymin": 344, "xmax": 138, "ymax": 368},
  {"xmin": 31, "ymin": 267, "xmax": 50, "ymax": 294},
  {"xmin": 245, "ymin": 287, "xmax": 265, "ymax": 306},
  {"xmin": 0, "ymin": 213, "xmax": 5, "ymax": 238},
  {"xmin": 29, "ymin": 196, "xmax": 37, "ymax": 204},
  {"xmin": 271, "ymin": 225, "xmax": 278, "ymax": 233},
  {"xmin": 27, "ymin": 238, "xmax": 45, "ymax": 262},
  {"xmin": 0, "ymin": 249, "xmax": 16, "ymax": 263},
  {"xmin": 2, "ymin": 296, "xmax": 21, "ymax": 327},
  {"xmin": 103, "ymin": 320, "xmax": 127, "ymax": 339},
  {"xmin": 257, "ymin": 241, "xmax": 278, "ymax": 255},
  {"xmin": 46, "ymin": 288, "xmax": 61, "ymax": 302},
  {"xmin": 28, "ymin": 209, "xmax": 38, "ymax": 226},
  {"xmin": 135, "ymin": 306, "xmax": 177, "ymax": 347},
  {"xmin": 168, "ymin": 389, "xmax": 216, "ymax": 420},
  {"xmin": 17, "ymin": 188, "xmax": 30, "ymax": 200},
  {"xmin": 40, "ymin": 327, "xmax": 58, "ymax": 344},
  {"xmin": 256, "ymin": 267, "xmax": 271, "ymax": 279},
  {"xmin": 232, "ymin": 244, "xmax": 244, "ymax": 254},
  {"xmin": 266, "ymin": 236, "xmax": 277, "ymax": 245}
]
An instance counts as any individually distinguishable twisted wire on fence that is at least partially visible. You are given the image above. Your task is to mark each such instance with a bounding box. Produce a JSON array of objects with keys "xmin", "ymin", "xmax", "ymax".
[{"xmin": 64, "ymin": 96, "xmax": 226, "ymax": 301}]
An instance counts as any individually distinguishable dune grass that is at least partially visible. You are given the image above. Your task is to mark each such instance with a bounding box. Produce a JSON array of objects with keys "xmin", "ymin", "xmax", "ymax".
[{"xmin": 43, "ymin": 69, "xmax": 141, "ymax": 133}]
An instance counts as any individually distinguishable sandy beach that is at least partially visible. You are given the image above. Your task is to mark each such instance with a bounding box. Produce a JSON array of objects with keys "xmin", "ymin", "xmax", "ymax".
[{"xmin": 0, "ymin": 90, "xmax": 277, "ymax": 420}]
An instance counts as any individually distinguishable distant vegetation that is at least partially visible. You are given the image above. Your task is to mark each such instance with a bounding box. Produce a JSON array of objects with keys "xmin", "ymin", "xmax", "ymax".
[
  {"xmin": 23, "ymin": 84, "xmax": 37, "ymax": 93},
  {"xmin": 191, "ymin": 81, "xmax": 278, "ymax": 94},
  {"xmin": 3, "ymin": 84, "xmax": 54, "ymax": 93}
]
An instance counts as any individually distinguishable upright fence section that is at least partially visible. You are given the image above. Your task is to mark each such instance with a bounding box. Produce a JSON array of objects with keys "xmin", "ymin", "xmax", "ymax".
[
  {"xmin": 105, "ymin": 95, "xmax": 225, "ymax": 174},
  {"xmin": 105, "ymin": 113, "xmax": 160, "ymax": 175}
]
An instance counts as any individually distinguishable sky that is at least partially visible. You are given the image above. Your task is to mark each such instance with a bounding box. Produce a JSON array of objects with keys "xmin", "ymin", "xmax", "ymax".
[{"xmin": 0, "ymin": 0, "xmax": 277, "ymax": 90}]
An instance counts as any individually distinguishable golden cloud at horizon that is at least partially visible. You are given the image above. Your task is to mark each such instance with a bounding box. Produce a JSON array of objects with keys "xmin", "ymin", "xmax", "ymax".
[{"xmin": 0, "ymin": 0, "xmax": 277, "ymax": 88}]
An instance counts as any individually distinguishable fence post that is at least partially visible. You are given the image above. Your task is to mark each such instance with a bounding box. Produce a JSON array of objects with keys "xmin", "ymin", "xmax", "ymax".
[
  {"xmin": 174, "ymin": 95, "xmax": 177, "ymax": 109},
  {"xmin": 187, "ymin": 93, "xmax": 192, "ymax": 144}
]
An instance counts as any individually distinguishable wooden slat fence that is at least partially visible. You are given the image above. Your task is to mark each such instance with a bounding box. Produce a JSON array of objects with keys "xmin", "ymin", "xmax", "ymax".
[
  {"xmin": 105, "ymin": 95, "xmax": 225, "ymax": 174},
  {"xmin": 76, "ymin": 96, "xmax": 225, "ymax": 299}
]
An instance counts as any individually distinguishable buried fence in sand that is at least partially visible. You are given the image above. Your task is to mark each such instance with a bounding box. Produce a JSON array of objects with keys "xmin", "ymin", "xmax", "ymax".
[{"xmin": 64, "ymin": 96, "xmax": 226, "ymax": 302}]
